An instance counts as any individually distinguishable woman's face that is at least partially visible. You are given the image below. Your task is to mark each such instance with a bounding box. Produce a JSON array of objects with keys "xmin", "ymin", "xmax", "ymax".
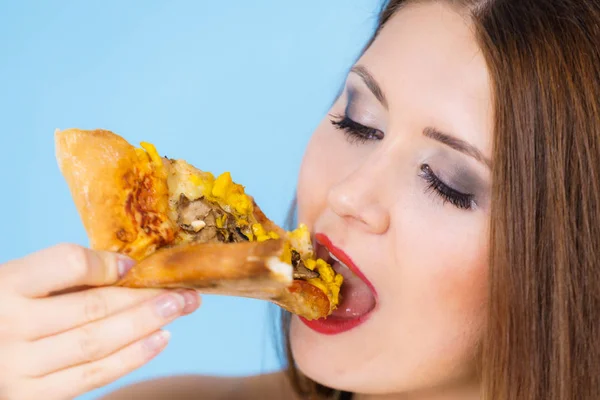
[{"xmin": 291, "ymin": 2, "xmax": 493, "ymax": 396}]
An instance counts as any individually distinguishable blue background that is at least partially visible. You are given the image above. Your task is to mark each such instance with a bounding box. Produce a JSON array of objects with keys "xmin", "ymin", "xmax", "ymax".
[{"xmin": 0, "ymin": 1, "xmax": 381, "ymax": 398}]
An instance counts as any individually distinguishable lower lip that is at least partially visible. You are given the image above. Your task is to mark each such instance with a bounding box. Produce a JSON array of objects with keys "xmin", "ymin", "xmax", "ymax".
[
  {"xmin": 299, "ymin": 313, "xmax": 373, "ymax": 335},
  {"xmin": 299, "ymin": 233, "xmax": 377, "ymax": 335}
]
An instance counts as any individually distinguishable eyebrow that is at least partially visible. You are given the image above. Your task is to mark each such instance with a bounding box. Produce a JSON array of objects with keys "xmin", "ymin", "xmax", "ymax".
[
  {"xmin": 350, "ymin": 64, "xmax": 491, "ymax": 168},
  {"xmin": 350, "ymin": 65, "xmax": 388, "ymax": 108},
  {"xmin": 424, "ymin": 127, "xmax": 492, "ymax": 168}
]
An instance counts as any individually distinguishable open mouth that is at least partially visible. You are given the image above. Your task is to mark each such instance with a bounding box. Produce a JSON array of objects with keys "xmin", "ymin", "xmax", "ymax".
[{"xmin": 298, "ymin": 233, "xmax": 378, "ymax": 335}]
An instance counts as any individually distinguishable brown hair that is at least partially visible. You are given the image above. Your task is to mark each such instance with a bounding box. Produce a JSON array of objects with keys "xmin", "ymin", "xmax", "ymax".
[{"xmin": 280, "ymin": 1, "xmax": 600, "ymax": 399}]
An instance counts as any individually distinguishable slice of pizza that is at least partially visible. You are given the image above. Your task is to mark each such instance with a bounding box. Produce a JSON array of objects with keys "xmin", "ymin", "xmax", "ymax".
[{"xmin": 54, "ymin": 128, "xmax": 342, "ymax": 320}]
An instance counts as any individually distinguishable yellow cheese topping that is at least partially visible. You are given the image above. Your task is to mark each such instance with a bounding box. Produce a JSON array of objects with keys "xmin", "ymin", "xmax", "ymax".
[
  {"xmin": 295, "ymin": 236, "xmax": 343, "ymax": 307},
  {"xmin": 140, "ymin": 142, "xmax": 164, "ymax": 170},
  {"xmin": 136, "ymin": 140, "xmax": 343, "ymax": 309},
  {"xmin": 211, "ymin": 172, "xmax": 253, "ymax": 215}
]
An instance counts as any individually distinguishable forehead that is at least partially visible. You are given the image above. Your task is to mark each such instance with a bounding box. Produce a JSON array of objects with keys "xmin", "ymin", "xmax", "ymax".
[{"xmin": 358, "ymin": 2, "xmax": 493, "ymax": 158}]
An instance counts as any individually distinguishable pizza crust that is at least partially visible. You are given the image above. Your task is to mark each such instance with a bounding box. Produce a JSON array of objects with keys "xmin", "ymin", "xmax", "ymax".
[{"xmin": 116, "ymin": 239, "xmax": 292, "ymax": 292}]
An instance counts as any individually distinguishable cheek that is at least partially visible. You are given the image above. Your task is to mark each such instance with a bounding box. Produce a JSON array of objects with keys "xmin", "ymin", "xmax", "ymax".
[
  {"xmin": 296, "ymin": 121, "xmax": 345, "ymax": 227},
  {"xmin": 394, "ymin": 207, "xmax": 488, "ymax": 312},
  {"xmin": 394, "ymin": 213, "xmax": 489, "ymax": 359},
  {"xmin": 414, "ymin": 236, "xmax": 487, "ymax": 314},
  {"xmin": 430, "ymin": 244, "xmax": 487, "ymax": 367}
]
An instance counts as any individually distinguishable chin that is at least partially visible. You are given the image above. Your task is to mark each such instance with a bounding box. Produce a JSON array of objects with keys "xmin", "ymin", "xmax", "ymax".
[
  {"xmin": 288, "ymin": 315, "xmax": 423, "ymax": 396},
  {"xmin": 289, "ymin": 315, "xmax": 377, "ymax": 394}
]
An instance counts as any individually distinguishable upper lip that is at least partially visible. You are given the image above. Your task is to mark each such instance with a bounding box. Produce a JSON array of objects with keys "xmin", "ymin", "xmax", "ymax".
[{"xmin": 314, "ymin": 233, "xmax": 378, "ymax": 298}]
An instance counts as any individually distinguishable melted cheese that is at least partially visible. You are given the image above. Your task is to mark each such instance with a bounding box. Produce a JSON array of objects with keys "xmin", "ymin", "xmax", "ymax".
[
  {"xmin": 140, "ymin": 142, "xmax": 163, "ymax": 169},
  {"xmin": 285, "ymin": 224, "xmax": 343, "ymax": 309},
  {"xmin": 136, "ymin": 140, "xmax": 343, "ymax": 309}
]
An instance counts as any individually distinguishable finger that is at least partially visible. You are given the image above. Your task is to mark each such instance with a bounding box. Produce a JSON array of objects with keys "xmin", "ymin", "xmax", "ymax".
[
  {"xmin": 25, "ymin": 286, "xmax": 166, "ymax": 339},
  {"xmin": 25, "ymin": 291, "xmax": 199, "ymax": 376},
  {"xmin": 6, "ymin": 243, "xmax": 135, "ymax": 298},
  {"xmin": 30, "ymin": 330, "xmax": 171, "ymax": 400}
]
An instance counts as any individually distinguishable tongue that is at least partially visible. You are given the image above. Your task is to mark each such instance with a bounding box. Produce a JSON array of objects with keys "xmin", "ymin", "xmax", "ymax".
[{"xmin": 330, "ymin": 261, "xmax": 376, "ymax": 319}]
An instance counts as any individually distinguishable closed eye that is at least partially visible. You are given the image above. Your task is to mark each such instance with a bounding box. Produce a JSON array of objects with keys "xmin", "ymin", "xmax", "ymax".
[
  {"xmin": 420, "ymin": 164, "xmax": 475, "ymax": 210},
  {"xmin": 329, "ymin": 113, "xmax": 384, "ymax": 145}
]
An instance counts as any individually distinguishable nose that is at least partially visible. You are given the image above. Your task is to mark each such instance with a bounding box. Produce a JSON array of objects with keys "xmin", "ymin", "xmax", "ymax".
[{"xmin": 327, "ymin": 164, "xmax": 391, "ymax": 234}]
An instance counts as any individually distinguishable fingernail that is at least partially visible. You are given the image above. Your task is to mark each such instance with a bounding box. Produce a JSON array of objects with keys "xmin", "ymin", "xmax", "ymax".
[
  {"xmin": 179, "ymin": 290, "xmax": 201, "ymax": 314},
  {"xmin": 143, "ymin": 330, "xmax": 171, "ymax": 353},
  {"xmin": 154, "ymin": 293, "xmax": 185, "ymax": 318},
  {"xmin": 117, "ymin": 255, "xmax": 136, "ymax": 278}
]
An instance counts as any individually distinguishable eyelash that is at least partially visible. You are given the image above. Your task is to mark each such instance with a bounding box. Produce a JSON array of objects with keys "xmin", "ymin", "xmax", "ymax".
[
  {"xmin": 330, "ymin": 113, "xmax": 475, "ymax": 211},
  {"xmin": 329, "ymin": 113, "xmax": 384, "ymax": 145},
  {"xmin": 420, "ymin": 164, "xmax": 475, "ymax": 210}
]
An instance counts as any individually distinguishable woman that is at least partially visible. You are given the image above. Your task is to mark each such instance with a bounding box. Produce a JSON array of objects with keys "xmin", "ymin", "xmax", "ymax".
[{"xmin": 1, "ymin": 0, "xmax": 598, "ymax": 399}]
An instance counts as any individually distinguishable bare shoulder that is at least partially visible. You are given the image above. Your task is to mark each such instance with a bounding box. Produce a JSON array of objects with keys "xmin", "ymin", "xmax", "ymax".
[{"xmin": 100, "ymin": 370, "xmax": 301, "ymax": 400}]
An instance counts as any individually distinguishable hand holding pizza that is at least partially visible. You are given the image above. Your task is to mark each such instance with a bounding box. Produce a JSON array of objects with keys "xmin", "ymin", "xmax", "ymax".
[{"xmin": 0, "ymin": 243, "xmax": 200, "ymax": 400}]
